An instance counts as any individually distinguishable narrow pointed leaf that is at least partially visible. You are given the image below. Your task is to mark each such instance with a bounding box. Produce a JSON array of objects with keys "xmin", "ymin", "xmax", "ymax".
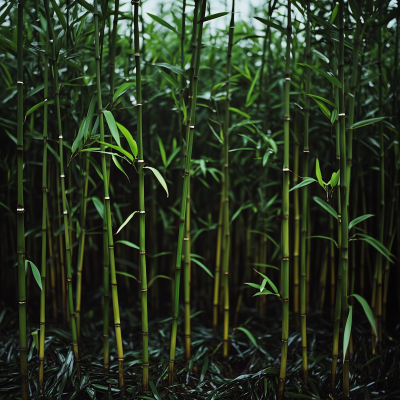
[
  {"xmin": 307, "ymin": 94, "xmax": 335, "ymax": 107},
  {"xmin": 113, "ymin": 82, "xmax": 135, "ymax": 101},
  {"xmin": 92, "ymin": 197, "xmax": 104, "ymax": 219},
  {"xmin": 201, "ymin": 12, "xmax": 229, "ymax": 23},
  {"xmin": 343, "ymin": 306, "xmax": 353, "ymax": 360},
  {"xmin": 50, "ymin": 0, "xmax": 67, "ymax": 30},
  {"xmin": 357, "ymin": 234, "xmax": 394, "ymax": 263},
  {"xmin": 308, "ymin": 235, "xmax": 338, "ymax": 248},
  {"xmin": 313, "ymin": 196, "xmax": 338, "ymax": 219},
  {"xmin": 26, "ymin": 260, "xmax": 43, "ymax": 290},
  {"xmin": 115, "ymin": 271, "xmax": 138, "ymax": 281},
  {"xmin": 352, "ymin": 294, "xmax": 377, "ymax": 336},
  {"xmin": 254, "ymin": 270, "xmax": 278, "ymax": 294},
  {"xmin": 236, "ymin": 327, "xmax": 258, "ymax": 348},
  {"xmin": 157, "ymin": 135, "xmax": 167, "ymax": 167},
  {"xmin": 116, "ymin": 122, "xmax": 138, "ymax": 157},
  {"xmin": 97, "ymin": 141, "xmax": 133, "ymax": 161},
  {"xmin": 254, "ymin": 17, "xmax": 286, "ymax": 34},
  {"xmin": 299, "ymin": 63, "xmax": 342, "ymax": 88},
  {"xmin": 331, "ymin": 170, "xmax": 340, "ymax": 187},
  {"xmin": 112, "ymin": 154, "xmax": 130, "ymax": 182},
  {"xmin": 103, "ymin": 111, "xmax": 121, "ymax": 146},
  {"xmin": 191, "ymin": 257, "xmax": 214, "ymax": 278},
  {"xmin": 115, "ymin": 211, "xmax": 138, "ymax": 235},
  {"xmin": 289, "ymin": 177, "xmax": 316, "ymax": 192},
  {"xmin": 329, "ymin": 2, "xmax": 340, "ymax": 24},
  {"xmin": 115, "ymin": 240, "xmax": 139, "ymax": 250},
  {"xmin": 147, "ymin": 12, "xmax": 179, "ymax": 34},
  {"xmin": 351, "ymin": 117, "xmax": 386, "ymax": 129},
  {"xmin": 144, "ymin": 166, "xmax": 169, "ymax": 197},
  {"xmin": 148, "ymin": 275, "xmax": 173, "ymax": 288},
  {"xmin": 315, "ymin": 158, "xmax": 324, "ymax": 188},
  {"xmin": 348, "ymin": 214, "xmax": 374, "ymax": 230}
]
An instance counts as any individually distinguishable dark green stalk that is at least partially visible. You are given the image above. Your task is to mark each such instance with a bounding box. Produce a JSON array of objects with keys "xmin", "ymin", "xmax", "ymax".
[
  {"xmin": 110, "ymin": 0, "xmax": 119, "ymax": 100},
  {"xmin": 168, "ymin": 0, "xmax": 206, "ymax": 384},
  {"xmin": 184, "ymin": 178, "xmax": 191, "ymax": 363},
  {"xmin": 45, "ymin": 0, "xmax": 79, "ymax": 362},
  {"xmin": 16, "ymin": 1, "xmax": 28, "ymax": 398},
  {"xmin": 213, "ymin": 192, "xmax": 223, "ymax": 330},
  {"xmin": 179, "ymin": 0, "xmax": 187, "ymax": 153},
  {"xmin": 94, "ymin": 0, "xmax": 124, "ymax": 387},
  {"xmin": 222, "ymin": 0, "xmax": 235, "ymax": 359},
  {"xmin": 277, "ymin": 3, "xmax": 291, "ymax": 398},
  {"xmin": 300, "ymin": 1, "xmax": 310, "ymax": 385},
  {"xmin": 39, "ymin": 14, "xmax": 50, "ymax": 392},
  {"xmin": 133, "ymin": 0, "xmax": 149, "ymax": 390}
]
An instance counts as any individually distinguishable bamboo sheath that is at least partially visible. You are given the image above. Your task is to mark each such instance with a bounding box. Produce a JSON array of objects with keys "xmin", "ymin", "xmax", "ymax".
[
  {"xmin": 16, "ymin": 1, "xmax": 28, "ymax": 398},
  {"xmin": 168, "ymin": 0, "xmax": 207, "ymax": 384},
  {"xmin": 277, "ymin": 3, "xmax": 291, "ymax": 398}
]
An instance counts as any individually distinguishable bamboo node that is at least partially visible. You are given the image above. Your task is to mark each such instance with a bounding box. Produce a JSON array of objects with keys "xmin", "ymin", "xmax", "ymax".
[
  {"xmin": 183, "ymin": 237, "xmax": 189, "ymax": 241},
  {"xmin": 172, "ymin": 317, "xmax": 178, "ymax": 320},
  {"xmin": 284, "ymin": 116, "xmax": 290, "ymax": 121},
  {"xmin": 95, "ymin": 56, "xmax": 100, "ymax": 60},
  {"xmin": 108, "ymin": 246, "xmax": 114, "ymax": 249},
  {"xmin": 282, "ymin": 339, "xmax": 289, "ymax": 342},
  {"xmin": 285, "ymin": 77, "xmax": 291, "ymax": 81},
  {"xmin": 139, "ymin": 210, "xmax": 146, "ymax": 214},
  {"xmin": 17, "ymin": 207, "xmax": 25, "ymax": 213},
  {"xmin": 17, "ymin": 145, "xmax": 23, "ymax": 151},
  {"xmin": 134, "ymin": 53, "xmax": 140, "ymax": 57},
  {"xmin": 283, "ymin": 257, "xmax": 289, "ymax": 261},
  {"xmin": 224, "ymin": 272, "xmax": 229, "ymax": 275},
  {"xmin": 141, "ymin": 289, "xmax": 147, "ymax": 292},
  {"xmin": 224, "ymin": 308, "xmax": 229, "ymax": 311},
  {"xmin": 301, "ymin": 276, "xmax": 306, "ymax": 279},
  {"xmin": 142, "ymin": 332, "xmax": 149, "ymax": 336},
  {"xmin": 185, "ymin": 334, "xmax": 191, "ymax": 337},
  {"xmin": 143, "ymin": 363, "xmax": 150, "ymax": 366},
  {"xmin": 135, "ymin": 103, "xmax": 142, "ymax": 106},
  {"xmin": 169, "ymin": 360, "xmax": 175, "ymax": 363},
  {"xmin": 18, "ymin": 301, "xmax": 26, "ymax": 304},
  {"xmin": 105, "ymin": 196, "xmax": 110, "ymax": 200},
  {"xmin": 184, "ymin": 301, "xmax": 190, "ymax": 304},
  {"xmin": 59, "ymin": 136, "xmax": 63, "ymax": 139},
  {"xmin": 301, "ymin": 314, "xmax": 306, "ymax": 317},
  {"xmin": 43, "ymin": 137, "xmax": 48, "ymax": 142},
  {"xmin": 282, "ymin": 299, "xmax": 289, "ymax": 302},
  {"xmin": 139, "ymin": 251, "xmax": 146, "ymax": 255},
  {"xmin": 63, "ymin": 210, "xmax": 68, "ymax": 215},
  {"xmin": 67, "ymin": 278, "xmax": 72, "ymax": 282},
  {"xmin": 332, "ymin": 355, "xmax": 338, "ymax": 359},
  {"xmin": 283, "ymin": 215, "xmax": 289, "ymax": 219},
  {"xmin": 339, "ymin": 113, "xmax": 346, "ymax": 117},
  {"xmin": 190, "ymin": 125, "xmax": 195, "ymax": 129},
  {"xmin": 17, "ymin": 81, "xmax": 24, "ymax": 85},
  {"xmin": 118, "ymin": 358, "xmax": 124, "ymax": 361},
  {"xmin": 60, "ymin": 174, "xmax": 65, "ymax": 178},
  {"xmin": 111, "ymin": 283, "xmax": 117, "ymax": 287},
  {"xmin": 20, "ymin": 348, "xmax": 27, "ymax": 351},
  {"xmin": 303, "ymin": 149, "xmax": 309, "ymax": 153},
  {"xmin": 115, "ymin": 323, "xmax": 121, "ymax": 327},
  {"xmin": 137, "ymin": 159, "xmax": 144, "ymax": 163},
  {"xmin": 302, "ymin": 347, "xmax": 307, "ymax": 350},
  {"xmin": 193, "ymin": 75, "xmax": 199, "ymax": 80}
]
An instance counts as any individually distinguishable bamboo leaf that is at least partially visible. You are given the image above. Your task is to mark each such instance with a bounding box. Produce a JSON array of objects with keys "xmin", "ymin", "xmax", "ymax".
[
  {"xmin": 152, "ymin": 62, "xmax": 183, "ymax": 75},
  {"xmin": 25, "ymin": 100, "xmax": 54, "ymax": 120},
  {"xmin": 231, "ymin": 203, "xmax": 252, "ymax": 223},
  {"xmin": 25, "ymin": 260, "xmax": 43, "ymax": 290},
  {"xmin": 97, "ymin": 141, "xmax": 134, "ymax": 161},
  {"xmin": 357, "ymin": 234, "xmax": 394, "ymax": 263},
  {"xmin": 254, "ymin": 17, "xmax": 286, "ymax": 34},
  {"xmin": 115, "ymin": 240, "xmax": 139, "ymax": 250},
  {"xmin": 91, "ymin": 197, "xmax": 104, "ymax": 219},
  {"xmin": 166, "ymin": 146, "xmax": 181, "ymax": 168},
  {"xmin": 148, "ymin": 275, "xmax": 172, "ymax": 288},
  {"xmin": 315, "ymin": 158, "xmax": 325, "ymax": 188},
  {"xmin": 87, "ymin": 156, "xmax": 104, "ymax": 180},
  {"xmin": 343, "ymin": 306, "xmax": 353, "ymax": 359},
  {"xmin": 329, "ymin": 2, "xmax": 340, "ymax": 24},
  {"xmin": 260, "ymin": 278, "xmax": 267, "ymax": 292},
  {"xmin": 308, "ymin": 235, "xmax": 338, "ymax": 248},
  {"xmin": 307, "ymin": 94, "xmax": 335, "ymax": 108},
  {"xmin": 253, "ymin": 289, "xmax": 277, "ymax": 297},
  {"xmin": 348, "ymin": 214, "xmax": 374, "ymax": 230},
  {"xmin": 191, "ymin": 258, "xmax": 214, "ymax": 278},
  {"xmin": 116, "ymin": 122, "xmax": 138, "ymax": 157},
  {"xmin": 236, "ymin": 327, "xmax": 258, "ymax": 348},
  {"xmin": 26, "ymin": 84, "xmax": 44, "ymax": 98},
  {"xmin": 115, "ymin": 211, "xmax": 138, "ymax": 235},
  {"xmin": 245, "ymin": 67, "xmax": 261, "ymax": 108},
  {"xmin": 229, "ymin": 107, "xmax": 251, "ymax": 119},
  {"xmin": 313, "ymin": 98, "xmax": 331, "ymax": 120},
  {"xmin": 251, "ymin": 263, "xmax": 279, "ymax": 270},
  {"xmin": 200, "ymin": 12, "xmax": 229, "ymax": 23},
  {"xmin": 311, "ymin": 49, "xmax": 329, "ymax": 63},
  {"xmin": 350, "ymin": 117, "xmax": 386, "ymax": 129},
  {"xmin": 147, "ymin": 12, "xmax": 180, "ymax": 35},
  {"xmin": 112, "ymin": 154, "xmax": 130, "ymax": 182},
  {"xmin": 298, "ymin": 63, "xmax": 342, "ymax": 88},
  {"xmin": 157, "ymin": 135, "xmax": 167, "ymax": 167},
  {"xmin": 330, "ymin": 170, "xmax": 340, "ymax": 187},
  {"xmin": 351, "ymin": 294, "xmax": 377, "ymax": 336},
  {"xmin": 149, "ymin": 381, "xmax": 161, "ymax": 400},
  {"xmin": 313, "ymin": 196, "xmax": 338, "ymax": 219},
  {"xmin": 331, "ymin": 109, "xmax": 338, "ymax": 124},
  {"xmin": 289, "ymin": 177, "xmax": 316, "ymax": 192},
  {"xmin": 103, "ymin": 111, "xmax": 121, "ymax": 146},
  {"xmin": 76, "ymin": 0, "xmax": 95, "ymax": 13},
  {"xmin": 245, "ymin": 282, "xmax": 261, "ymax": 290},
  {"xmin": 144, "ymin": 166, "xmax": 169, "ymax": 197},
  {"xmin": 113, "ymin": 82, "xmax": 135, "ymax": 101},
  {"xmin": 199, "ymin": 353, "xmax": 209, "ymax": 384},
  {"xmin": 254, "ymin": 270, "xmax": 278, "ymax": 294},
  {"xmin": 50, "ymin": 0, "xmax": 67, "ymax": 30},
  {"xmin": 30, "ymin": 329, "xmax": 39, "ymax": 350},
  {"xmin": 116, "ymin": 271, "xmax": 138, "ymax": 281}
]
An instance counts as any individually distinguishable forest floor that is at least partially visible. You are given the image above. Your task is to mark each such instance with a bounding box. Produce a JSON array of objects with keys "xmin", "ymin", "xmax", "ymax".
[{"xmin": 1, "ymin": 299, "xmax": 400, "ymax": 399}]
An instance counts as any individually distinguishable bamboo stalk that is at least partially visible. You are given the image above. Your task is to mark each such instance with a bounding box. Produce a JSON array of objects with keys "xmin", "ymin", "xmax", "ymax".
[
  {"xmin": 168, "ymin": 0, "xmax": 207, "ymax": 384},
  {"xmin": 184, "ymin": 177, "xmax": 191, "ymax": 363},
  {"xmin": 45, "ymin": 0, "xmax": 79, "ymax": 361},
  {"xmin": 16, "ymin": 1, "xmax": 28, "ymax": 398},
  {"xmin": 222, "ymin": 0, "xmax": 235, "ymax": 359},
  {"xmin": 277, "ymin": 3, "xmax": 291, "ymax": 398},
  {"xmin": 213, "ymin": 193, "xmax": 223, "ymax": 330},
  {"xmin": 93, "ymin": 0, "xmax": 125, "ymax": 387},
  {"xmin": 38, "ymin": 13, "xmax": 50, "ymax": 392}
]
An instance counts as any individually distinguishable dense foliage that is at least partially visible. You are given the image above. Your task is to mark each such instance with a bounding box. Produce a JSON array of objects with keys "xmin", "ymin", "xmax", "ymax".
[{"xmin": 1, "ymin": 0, "xmax": 400, "ymax": 398}]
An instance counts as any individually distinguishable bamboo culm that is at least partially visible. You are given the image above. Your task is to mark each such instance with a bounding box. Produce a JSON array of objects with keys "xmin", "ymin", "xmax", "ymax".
[
  {"xmin": 168, "ymin": 0, "xmax": 207, "ymax": 384},
  {"xmin": 277, "ymin": 3, "xmax": 291, "ymax": 398}
]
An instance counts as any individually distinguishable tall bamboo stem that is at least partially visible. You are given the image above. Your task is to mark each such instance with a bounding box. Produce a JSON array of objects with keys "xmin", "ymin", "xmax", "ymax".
[{"xmin": 277, "ymin": 3, "xmax": 291, "ymax": 398}]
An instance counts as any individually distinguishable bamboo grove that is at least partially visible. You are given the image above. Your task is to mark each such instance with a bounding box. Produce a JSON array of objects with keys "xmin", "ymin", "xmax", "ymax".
[{"xmin": 0, "ymin": 0, "xmax": 400, "ymax": 398}]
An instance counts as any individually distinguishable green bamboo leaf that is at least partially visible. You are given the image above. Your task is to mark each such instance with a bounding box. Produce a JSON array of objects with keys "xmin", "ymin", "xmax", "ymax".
[
  {"xmin": 229, "ymin": 107, "xmax": 251, "ymax": 119},
  {"xmin": 113, "ymin": 82, "xmax": 135, "ymax": 101},
  {"xmin": 144, "ymin": 166, "xmax": 169, "ymax": 197},
  {"xmin": 152, "ymin": 62, "xmax": 183, "ymax": 76},
  {"xmin": 260, "ymin": 278, "xmax": 267, "ymax": 292},
  {"xmin": 30, "ymin": 329, "xmax": 39, "ymax": 350},
  {"xmin": 236, "ymin": 327, "xmax": 258, "ymax": 348},
  {"xmin": 103, "ymin": 111, "xmax": 121, "ymax": 146},
  {"xmin": 199, "ymin": 353, "xmax": 209, "ymax": 383},
  {"xmin": 308, "ymin": 235, "xmax": 338, "ymax": 248},
  {"xmin": 330, "ymin": 170, "xmax": 340, "ymax": 187},
  {"xmin": 26, "ymin": 84, "xmax": 44, "ymax": 98},
  {"xmin": 115, "ymin": 211, "xmax": 138, "ymax": 235},
  {"xmin": 112, "ymin": 154, "xmax": 130, "ymax": 182},
  {"xmin": 116, "ymin": 122, "xmax": 138, "ymax": 157},
  {"xmin": 350, "ymin": 117, "xmax": 386, "ymax": 129},
  {"xmin": 115, "ymin": 240, "xmax": 139, "ymax": 250},
  {"xmin": 254, "ymin": 270, "xmax": 278, "ymax": 294},
  {"xmin": 253, "ymin": 289, "xmax": 277, "ymax": 297},
  {"xmin": 311, "ymin": 49, "xmax": 329, "ymax": 63},
  {"xmin": 91, "ymin": 197, "xmax": 104, "ymax": 219},
  {"xmin": 250, "ymin": 263, "xmax": 279, "ymax": 270},
  {"xmin": 245, "ymin": 67, "xmax": 261, "ymax": 108},
  {"xmin": 315, "ymin": 158, "xmax": 325, "ymax": 188},
  {"xmin": 50, "ymin": 0, "xmax": 67, "ymax": 30},
  {"xmin": 245, "ymin": 282, "xmax": 261, "ymax": 290},
  {"xmin": 148, "ymin": 275, "xmax": 173, "ymax": 288},
  {"xmin": 97, "ymin": 141, "xmax": 134, "ymax": 161},
  {"xmin": 25, "ymin": 260, "xmax": 43, "ymax": 290},
  {"xmin": 147, "ymin": 12, "xmax": 180, "ymax": 35},
  {"xmin": 313, "ymin": 196, "xmax": 338, "ymax": 219},
  {"xmin": 200, "ymin": 12, "xmax": 229, "ymax": 23},
  {"xmin": 357, "ymin": 234, "xmax": 394, "ymax": 263},
  {"xmin": 116, "ymin": 271, "xmax": 138, "ymax": 281},
  {"xmin": 87, "ymin": 156, "xmax": 104, "ymax": 180},
  {"xmin": 307, "ymin": 94, "xmax": 335, "ymax": 107},
  {"xmin": 313, "ymin": 98, "xmax": 331, "ymax": 120},
  {"xmin": 166, "ymin": 146, "xmax": 181, "ymax": 168},
  {"xmin": 76, "ymin": 0, "xmax": 95, "ymax": 13},
  {"xmin": 149, "ymin": 381, "xmax": 161, "ymax": 400},
  {"xmin": 348, "ymin": 214, "xmax": 374, "ymax": 230},
  {"xmin": 298, "ymin": 63, "xmax": 342, "ymax": 88},
  {"xmin": 329, "ymin": 2, "xmax": 340, "ymax": 24},
  {"xmin": 289, "ymin": 177, "xmax": 316, "ymax": 192},
  {"xmin": 157, "ymin": 135, "xmax": 167, "ymax": 167},
  {"xmin": 25, "ymin": 99, "xmax": 54, "ymax": 121},
  {"xmin": 231, "ymin": 203, "xmax": 252, "ymax": 223},
  {"xmin": 343, "ymin": 306, "xmax": 353, "ymax": 358},
  {"xmin": 72, "ymin": 117, "xmax": 87, "ymax": 154},
  {"xmin": 254, "ymin": 17, "xmax": 286, "ymax": 34},
  {"xmin": 331, "ymin": 109, "xmax": 338, "ymax": 124},
  {"xmin": 351, "ymin": 294, "xmax": 377, "ymax": 336},
  {"xmin": 191, "ymin": 257, "xmax": 214, "ymax": 278}
]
